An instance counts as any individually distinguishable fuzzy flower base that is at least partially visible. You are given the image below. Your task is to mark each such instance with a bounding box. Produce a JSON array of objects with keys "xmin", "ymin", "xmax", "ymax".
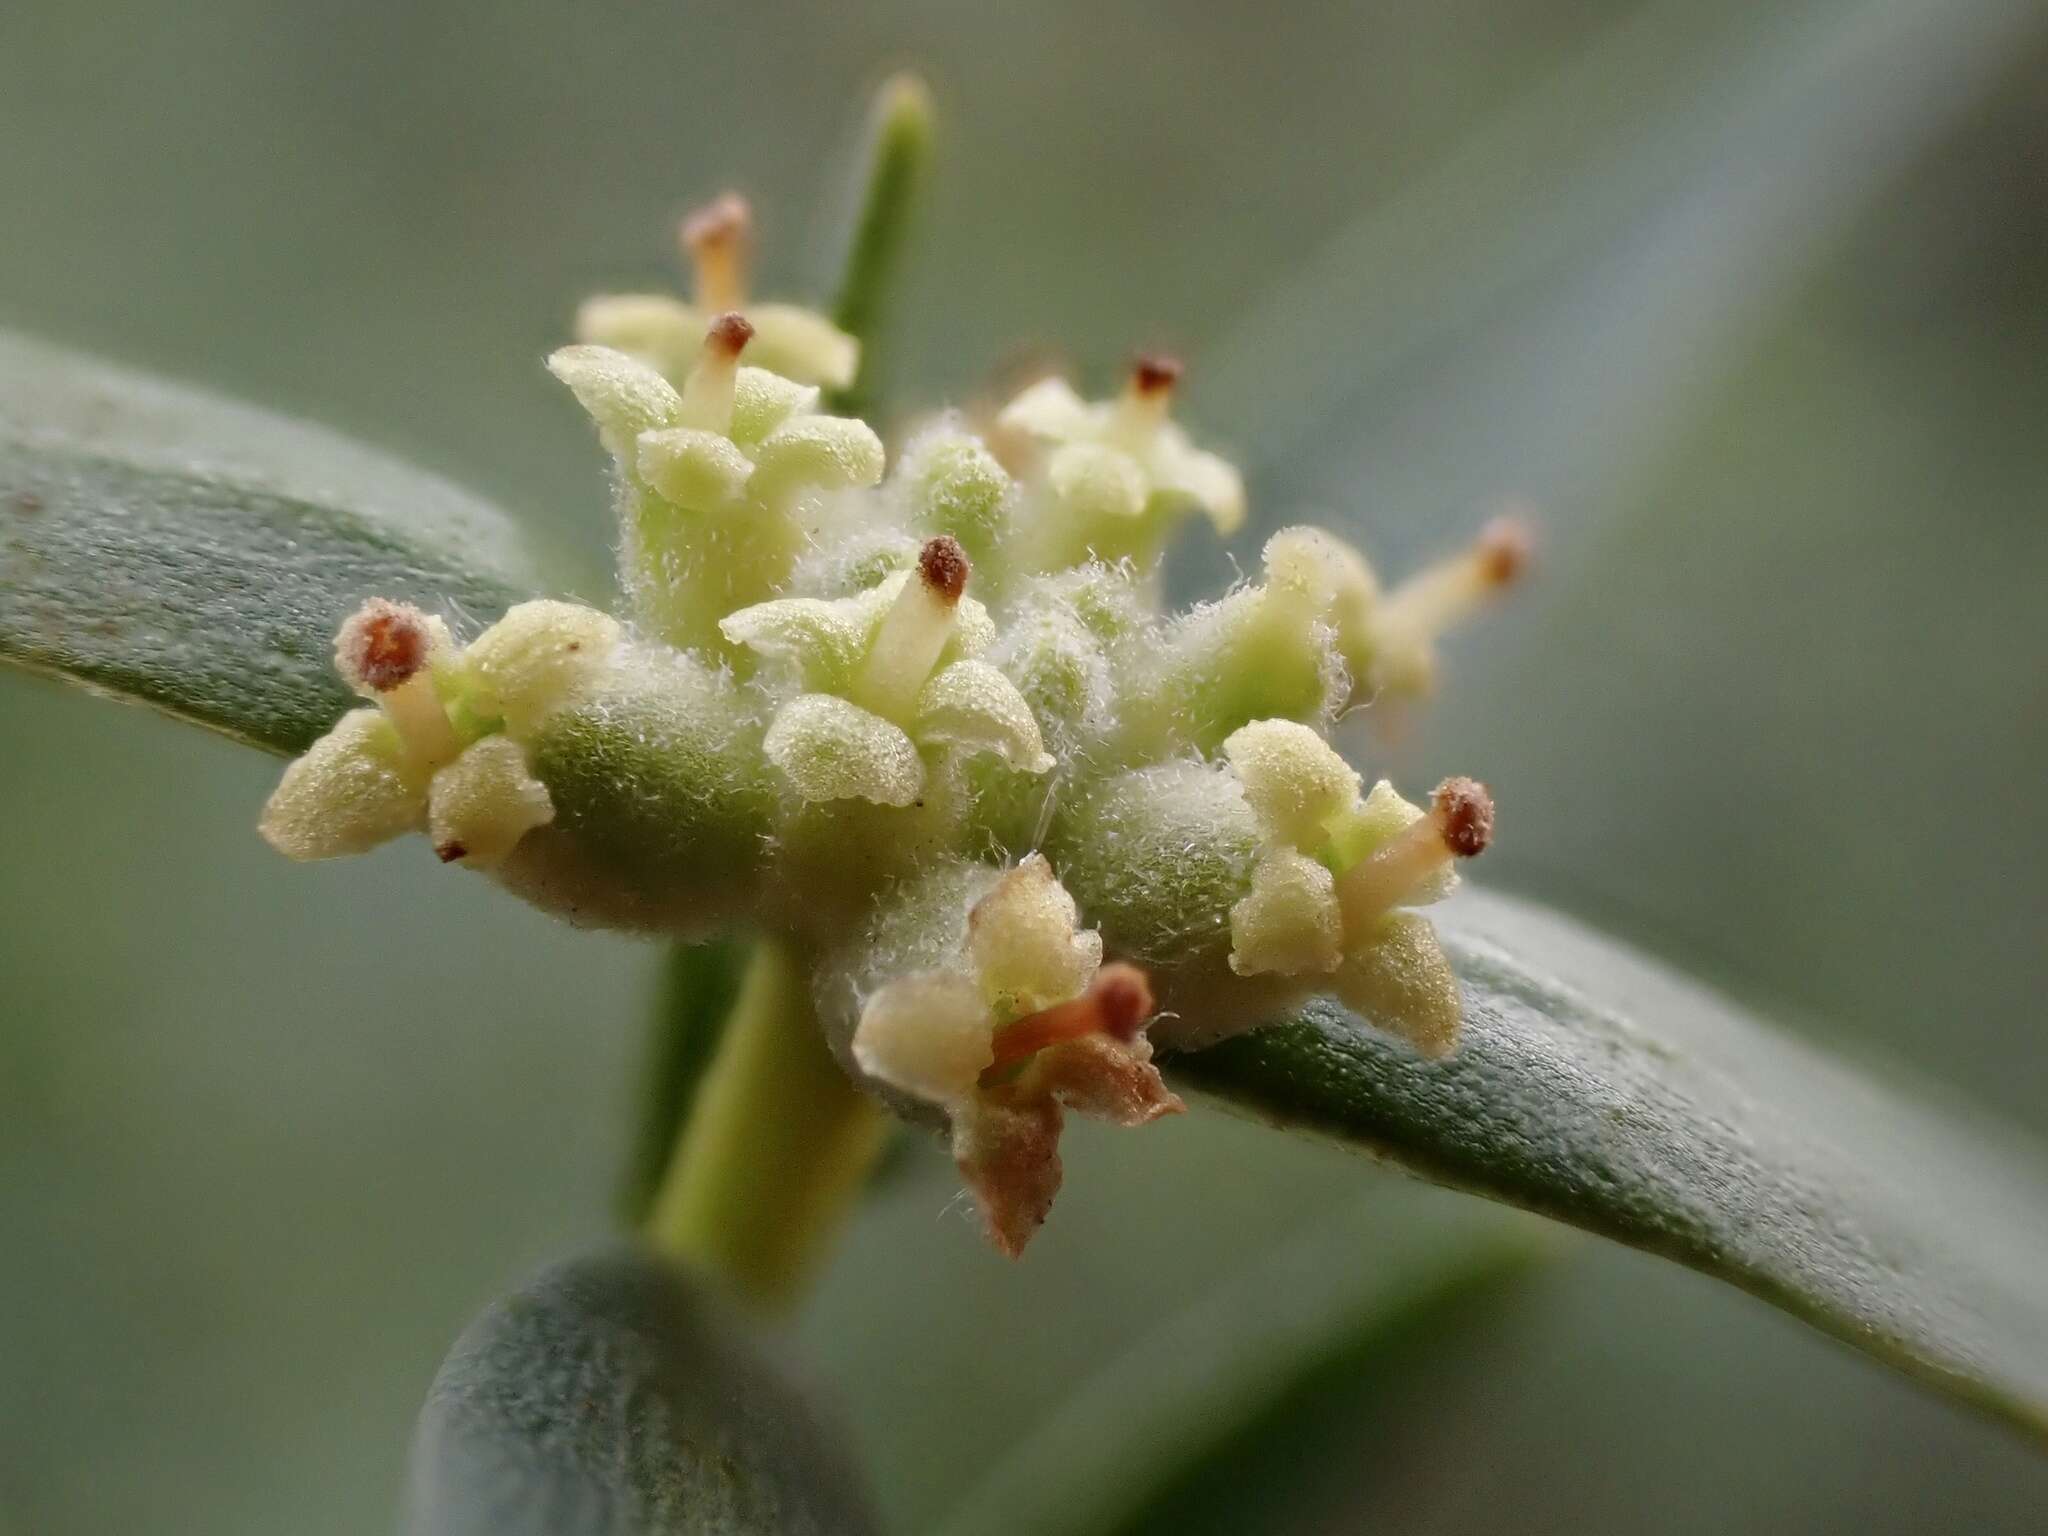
[{"xmin": 260, "ymin": 188, "xmax": 1523, "ymax": 1254}]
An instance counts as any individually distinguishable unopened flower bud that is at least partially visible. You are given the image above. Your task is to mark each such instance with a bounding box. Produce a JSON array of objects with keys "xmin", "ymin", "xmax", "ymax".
[{"xmin": 896, "ymin": 424, "xmax": 1015, "ymax": 563}]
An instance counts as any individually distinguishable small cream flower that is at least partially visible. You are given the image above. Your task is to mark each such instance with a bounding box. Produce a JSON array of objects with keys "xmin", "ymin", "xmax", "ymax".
[
  {"xmin": 550, "ymin": 318, "xmax": 885, "ymax": 653},
  {"xmin": 1263, "ymin": 515, "xmax": 1532, "ymax": 708},
  {"xmin": 261, "ymin": 598, "xmax": 620, "ymax": 869},
  {"xmin": 1221, "ymin": 719, "xmax": 1492, "ymax": 1055},
  {"xmin": 722, "ymin": 536, "xmax": 1053, "ymax": 807},
  {"xmin": 998, "ymin": 356, "xmax": 1246, "ymax": 571},
  {"xmin": 577, "ymin": 193, "xmax": 860, "ymax": 390},
  {"xmin": 550, "ymin": 320, "xmax": 884, "ymax": 519},
  {"xmin": 852, "ymin": 854, "xmax": 1182, "ymax": 1254}
]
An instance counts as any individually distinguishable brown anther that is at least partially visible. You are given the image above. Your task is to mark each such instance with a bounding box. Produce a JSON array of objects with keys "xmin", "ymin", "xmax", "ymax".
[
  {"xmin": 1131, "ymin": 353, "xmax": 1183, "ymax": 397},
  {"xmin": 1432, "ymin": 777, "xmax": 1494, "ymax": 858},
  {"xmin": 1475, "ymin": 515, "xmax": 1534, "ymax": 587},
  {"xmin": 918, "ymin": 535, "xmax": 970, "ymax": 605},
  {"xmin": 681, "ymin": 192, "xmax": 752, "ymax": 258},
  {"xmin": 337, "ymin": 599, "xmax": 433, "ymax": 693},
  {"xmin": 981, "ymin": 961, "xmax": 1157, "ymax": 1082},
  {"xmin": 707, "ymin": 311, "xmax": 755, "ymax": 358}
]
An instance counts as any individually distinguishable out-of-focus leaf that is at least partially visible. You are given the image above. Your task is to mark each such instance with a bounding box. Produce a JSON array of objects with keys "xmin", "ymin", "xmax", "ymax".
[
  {"xmin": 403, "ymin": 1245, "xmax": 881, "ymax": 1536},
  {"xmin": 0, "ymin": 331, "xmax": 544, "ymax": 754},
  {"xmin": 618, "ymin": 940, "xmax": 754, "ymax": 1226},
  {"xmin": 936, "ymin": 1208, "xmax": 1543, "ymax": 1536},
  {"xmin": 1171, "ymin": 887, "xmax": 2048, "ymax": 1441},
  {"xmin": 1201, "ymin": 0, "xmax": 2048, "ymax": 552}
]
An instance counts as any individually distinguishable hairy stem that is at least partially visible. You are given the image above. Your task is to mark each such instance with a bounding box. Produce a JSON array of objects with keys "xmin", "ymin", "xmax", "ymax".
[{"xmin": 646, "ymin": 938, "xmax": 888, "ymax": 1310}]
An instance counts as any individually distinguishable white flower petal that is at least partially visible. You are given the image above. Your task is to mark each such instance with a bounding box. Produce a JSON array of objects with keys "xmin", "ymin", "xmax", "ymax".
[
  {"xmin": 1221, "ymin": 719, "xmax": 1361, "ymax": 851},
  {"xmin": 719, "ymin": 597, "xmax": 870, "ymax": 687},
  {"xmin": 748, "ymin": 414, "xmax": 886, "ymax": 503},
  {"xmin": 967, "ymin": 853, "xmax": 1102, "ymax": 1017},
  {"xmin": 1333, "ymin": 911, "xmax": 1461, "ymax": 1058},
  {"xmin": 996, "ymin": 376, "xmax": 1093, "ymax": 440},
  {"xmin": 1047, "ymin": 443, "xmax": 1148, "ymax": 522},
  {"xmin": 573, "ymin": 294, "xmax": 704, "ymax": 374},
  {"xmin": 546, "ymin": 345, "xmax": 683, "ymax": 455},
  {"xmin": 729, "ymin": 366, "xmax": 821, "ymax": 444},
  {"xmin": 1229, "ymin": 848, "xmax": 1343, "ymax": 976},
  {"xmin": 745, "ymin": 304, "xmax": 861, "ymax": 390},
  {"xmin": 259, "ymin": 709, "xmax": 424, "ymax": 860},
  {"xmin": 636, "ymin": 427, "xmax": 756, "ymax": 511},
  {"xmin": 762, "ymin": 694, "xmax": 925, "ymax": 806},
  {"xmin": 1160, "ymin": 443, "xmax": 1247, "ymax": 534},
  {"xmin": 917, "ymin": 659, "xmax": 1053, "ymax": 774},
  {"xmin": 464, "ymin": 600, "xmax": 622, "ymax": 734},
  {"xmin": 427, "ymin": 735, "xmax": 555, "ymax": 868},
  {"xmin": 852, "ymin": 971, "xmax": 991, "ymax": 1107}
]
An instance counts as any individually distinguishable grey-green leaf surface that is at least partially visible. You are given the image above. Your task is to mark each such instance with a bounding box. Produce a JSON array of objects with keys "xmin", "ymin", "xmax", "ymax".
[
  {"xmin": 0, "ymin": 330, "xmax": 544, "ymax": 754},
  {"xmin": 404, "ymin": 1245, "xmax": 881, "ymax": 1536},
  {"xmin": 937, "ymin": 1207, "xmax": 1543, "ymax": 1536},
  {"xmin": 1171, "ymin": 886, "xmax": 2048, "ymax": 1442}
]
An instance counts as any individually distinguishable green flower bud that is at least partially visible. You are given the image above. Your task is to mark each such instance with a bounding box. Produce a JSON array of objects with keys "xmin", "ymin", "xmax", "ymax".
[
  {"xmin": 895, "ymin": 423, "xmax": 1015, "ymax": 565},
  {"xmin": 508, "ymin": 644, "xmax": 777, "ymax": 934},
  {"xmin": 1044, "ymin": 760, "xmax": 1258, "ymax": 969}
]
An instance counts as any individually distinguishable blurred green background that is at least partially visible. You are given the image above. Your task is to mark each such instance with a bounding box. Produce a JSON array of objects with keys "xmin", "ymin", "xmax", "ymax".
[{"xmin": 3, "ymin": 0, "xmax": 2046, "ymax": 1531}]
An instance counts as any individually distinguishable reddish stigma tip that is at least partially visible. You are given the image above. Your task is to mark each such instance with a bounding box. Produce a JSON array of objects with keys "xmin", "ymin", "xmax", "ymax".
[
  {"xmin": 1476, "ymin": 516, "xmax": 1534, "ymax": 587},
  {"xmin": 682, "ymin": 192, "xmax": 751, "ymax": 252},
  {"xmin": 1090, "ymin": 962, "xmax": 1156, "ymax": 1040},
  {"xmin": 338, "ymin": 599, "xmax": 432, "ymax": 693},
  {"xmin": 707, "ymin": 311, "xmax": 755, "ymax": 356},
  {"xmin": 918, "ymin": 535, "xmax": 970, "ymax": 604},
  {"xmin": 1131, "ymin": 353, "xmax": 1182, "ymax": 397},
  {"xmin": 1432, "ymin": 777, "xmax": 1495, "ymax": 858}
]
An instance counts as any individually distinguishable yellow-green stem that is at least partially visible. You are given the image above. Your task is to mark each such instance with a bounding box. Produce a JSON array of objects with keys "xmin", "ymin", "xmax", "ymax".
[{"xmin": 646, "ymin": 938, "xmax": 888, "ymax": 1311}]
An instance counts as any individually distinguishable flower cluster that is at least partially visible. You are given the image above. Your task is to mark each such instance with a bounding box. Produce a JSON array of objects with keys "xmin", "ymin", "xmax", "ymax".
[{"xmin": 261, "ymin": 192, "xmax": 1524, "ymax": 1253}]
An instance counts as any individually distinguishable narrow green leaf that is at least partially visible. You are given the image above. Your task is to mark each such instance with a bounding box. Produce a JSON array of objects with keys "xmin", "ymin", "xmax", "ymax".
[
  {"xmin": 936, "ymin": 1209, "xmax": 1543, "ymax": 1536},
  {"xmin": 618, "ymin": 939, "xmax": 754, "ymax": 1226},
  {"xmin": 826, "ymin": 73, "xmax": 936, "ymax": 420},
  {"xmin": 403, "ymin": 1245, "xmax": 881, "ymax": 1536},
  {"xmin": 1170, "ymin": 888, "xmax": 2048, "ymax": 1441},
  {"xmin": 0, "ymin": 331, "xmax": 543, "ymax": 754}
]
